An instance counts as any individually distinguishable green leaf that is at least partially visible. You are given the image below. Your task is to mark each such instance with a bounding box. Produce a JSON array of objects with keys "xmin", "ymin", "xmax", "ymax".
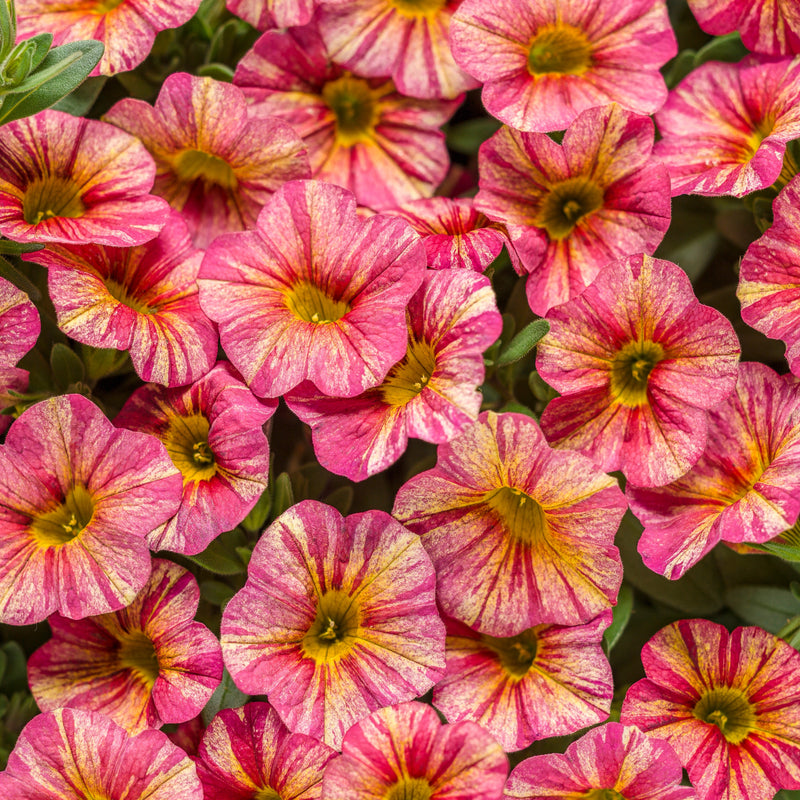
[
  {"xmin": 0, "ymin": 254, "xmax": 40, "ymax": 302},
  {"xmin": 325, "ymin": 485, "xmax": 353, "ymax": 515},
  {"xmin": 0, "ymin": 643, "xmax": 27, "ymax": 694},
  {"xmin": 0, "ymin": 39, "xmax": 103, "ymax": 125},
  {"xmin": 496, "ymin": 320, "xmax": 550, "ymax": 367},
  {"xmin": 200, "ymin": 579, "xmax": 236, "ymax": 606},
  {"xmin": 188, "ymin": 528, "xmax": 248, "ymax": 575},
  {"xmin": 603, "ymin": 583, "xmax": 634, "ymax": 653},
  {"xmin": 52, "ymin": 74, "xmax": 107, "ymax": 116},
  {"xmin": 271, "ymin": 472, "xmax": 294, "ymax": 519},
  {"xmin": 50, "ymin": 343, "xmax": 85, "ymax": 392},
  {"xmin": 694, "ymin": 32, "xmax": 747, "ymax": 67},
  {"xmin": 0, "ymin": 34, "xmax": 52, "ymax": 90},
  {"xmin": 446, "ymin": 117, "xmax": 501, "ymax": 155},
  {"xmin": 0, "ymin": 0, "xmax": 16, "ymax": 63},
  {"xmin": 201, "ymin": 668, "xmax": 247, "ymax": 726},
  {"xmin": 79, "ymin": 345, "xmax": 130, "ymax": 384},
  {"xmin": 0, "ymin": 239, "xmax": 43, "ymax": 255},
  {"xmin": 196, "ymin": 63, "xmax": 234, "ymax": 82},
  {"xmin": 725, "ymin": 585, "xmax": 800, "ymax": 634},
  {"xmin": 665, "ymin": 49, "xmax": 696, "ymax": 89},
  {"xmin": 240, "ymin": 487, "xmax": 271, "ymax": 534},
  {"xmin": 498, "ymin": 401, "xmax": 536, "ymax": 418}
]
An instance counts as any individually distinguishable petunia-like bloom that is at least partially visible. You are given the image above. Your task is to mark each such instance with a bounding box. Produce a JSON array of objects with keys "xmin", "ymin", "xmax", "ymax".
[
  {"xmin": 226, "ymin": 0, "xmax": 315, "ymax": 29},
  {"xmin": 23, "ymin": 211, "xmax": 217, "ymax": 388},
  {"xmin": 433, "ymin": 611, "xmax": 613, "ymax": 752},
  {"xmin": 449, "ymin": 0, "xmax": 676, "ymax": 132},
  {"xmin": 0, "ymin": 276, "xmax": 39, "ymax": 367},
  {"xmin": 536, "ymin": 254, "xmax": 741, "ymax": 488},
  {"xmin": 221, "ymin": 500, "xmax": 446, "ymax": 749},
  {"xmin": 655, "ymin": 57, "xmax": 800, "ymax": 197},
  {"xmin": 16, "ymin": 0, "xmax": 202, "ymax": 76},
  {"xmin": 687, "ymin": 0, "xmax": 800, "ymax": 56},
  {"xmin": 233, "ymin": 22, "xmax": 460, "ymax": 210},
  {"xmin": 628, "ymin": 363, "xmax": 800, "ymax": 579},
  {"xmin": 27, "ymin": 559, "xmax": 223, "ymax": 733},
  {"xmin": 196, "ymin": 702, "xmax": 337, "ymax": 800},
  {"xmin": 104, "ymin": 72, "xmax": 309, "ymax": 248},
  {"xmin": 115, "ymin": 362, "xmax": 276, "ymax": 555},
  {"xmin": 317, "ymin": 0, "xmax": 480, "ymax": 99},
  {"xmin": 737, "ymin": 176, "xmax": 800, "ymax": 376},
  {"xmin": 198, "ymin": 179, "xmax": 425, "ymax": 399},
  {"xmin": 0, "ymin": 394, "xmax": 182, "ymax": 625},
  {"xmin": 0, "ymin": 708, "xmax": 202, "ymax": 799},
  {"xmin": 505, "ymin": 721, "xmax": 696, "ymax": 800},
  {"xmin": 621, "ymin": 619, "xmax": 800, "ymax": 800},
  {"xmin": 476, "ymin": 103, "xmax": 671, "ymax": 315},
  {"xmin": 393, "ymin": 411, "xmax": 627, "ymax": 636},
  {"xmin": 321, "ymin": 701, "xmax": 507, "ymax": 800},
  {"xmin": 0, "ymin": 109, "xmax": 170, "ymax": 246},
  {"xmin": 385, "ymin": 197, "xmax": 520, "ymax": 271},
  {"xmin": 286, "ymin": 270, "xmax": 502, "ymax": 481}
]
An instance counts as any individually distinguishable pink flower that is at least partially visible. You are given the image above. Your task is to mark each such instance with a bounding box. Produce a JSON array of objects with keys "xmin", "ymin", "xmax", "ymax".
[
  {"xmin": 0, "ymin": 276, "xmax": 39, "ymax": 368},
  {"xmin": 226, "ymin": 0, "xmax": 315, "ymax": 29}
]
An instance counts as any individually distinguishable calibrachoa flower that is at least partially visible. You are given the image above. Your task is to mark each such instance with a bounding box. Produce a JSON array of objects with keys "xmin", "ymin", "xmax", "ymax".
[
  {"xmin": 687, "ymin": 0, "xmax": 800, "ymax": 56},
  {"xmin": 621, "ymin": 619, "xmax": 800, "ymax": 800},
  {"xmin": 0, "ymin": 394, "xmax": 182, "ymax": 625},
  {"xmin": 505, "ymin": 722, "xmax": 696, "ymax": 800},
  {"xmin": 198, "ymin": 180, "xmax": 426, "ymax": 399},
  {"xmin": 537, "ymin": 254, "xmax": 741, "ymax": 488},
  {"xmin": 449, "ymin": 0, "xmax": 676, "ymax": 132},
  {"xmin": 0, "ymin": 276, "xmax": 39, "ymax": 367},
  {"xmin": 655, "ymin": 57, "xmax": 800, "ymax": 197},
  {"xmin": 233, "ymin": 22, "xmax": 460, "ymax": 210},
  {"xmin": 321, "ymin": 701, "xmax": 508, "ymax": 800},
  {"xmin": 737, "ymin": 175, "xmax": 800, "ymax": 376},
  {"xmin": 221, "ymin": 500, "xmax": 445, "ymax": 749},
  {"xmin": 0, "ymin": 708, "xmax": 203, "ymax": 799},
  {"xmin": 287, "ymin": 270, "xmax": 502, "ymax": 481},
  {"xmin": 386, "ymin": 197, "xmax": 520, "ymax": 271},
  {"xmin": 23, "ymin": 211, "xmax": 217, "ymax": 388},
  {"xmin": 318, "ymin": 0, "xmax": 479, "ymax": 99},
  {"xmin": 115, "ymin": 362, "xmax": 276, "ymax": 555},
  {"xmin": 27, "ymin": 559, "xmax": 222, "ymax": 733},
  {"xmin": 433, "ymin": 611, "xmax": 613, "ymax": 752},
  {"xmin": 476, "ymin": 104, "xmax": 671, "ymax": 315},
  {"xmin": 16, "ymin": 0, "xmax": 202, "ymax": 76},
  {"xmin": 104, "ymin": 72, "xmax": 310, "ymax": 248},
  {"xmin": 628, "ymin": 363, "xmax": 800, "ymax": 579},
  {"xmin": 393, "ymin": 411, "xmax": 627, "ymax": 635},
  {"xmin": 226, "ymin": 0, "xmax": 315, "ymax": 29},
  {"xmin": 0, "ymin": 109, "xmax": 170, "ymax": 246},
  {"xmin": 196, "ymin": 702, "xmax": 337, "ymax": 799}
]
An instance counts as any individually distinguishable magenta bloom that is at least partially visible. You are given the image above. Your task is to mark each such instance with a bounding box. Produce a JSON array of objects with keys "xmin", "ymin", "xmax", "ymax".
[
  {"xmin": 622, "ymin": 620, "xmax": 800, "ymax": 800},
  {"xmin": 104, "ymin": 72, "xmax": 309, "ymax": 248},
  {"xmin": 394, "ymin": 411, "xmax": 627, "ymax": 636},
  {"xmin": 23, "ymin": 212, "xmax": 217, "ymax": 388},
  {"xmin": 115, "ymin": 362, "xmax": 276, "ymax": 555},
  {"xmin": 197, "ymin": 702, "xmax": 336, "ymax": 799},
  {"xmin": 505, "ymin": 722, "xmax": 696, "ymax": 800},
  {"xmin": 433, "ymin": 611, "xmax": 613, "ymax": 752},
  {"xmin": 221, "ymin": 501, "xmax": 445, "ymax": 748},
  {"xmin": 27, "ymin": 559, "xmax": 222, "ymax": 733},
  {"xmin": 226, "ymin": 0, "xmax": 315, "ymax": 29},
  {"xmin": 0, "ymin": 275, "xmax": 39, "ymax": 367},
  {"xmin": 537, "ymin": 254, "xmax": 741, "ymax": 487},
  {"xmin": 688, "ymin": 0, "xmax": 800, "ymax": 55},
  {"xmin": 287, "ymin": 270, "xmax": 502, "ymax": 481},
  {"xmin": 0, "ymin": 394, "xmax": 182, "ymax": 625},
  {"xmin": 0, "ymin": 110, "xmax": 169, "ymax": 246},
  {"xmin": 0, "ymin": 708, "xmax": 202, "ymax": 799},
  {"xmin": 233, "ymin": 22, "xmax": 459, "ymax": 210},
  {"xmin": 656, "ymin": 57, "xmax": 800, "ymax": 197},
  {"xmin": 738, "ymin": 176, "xmax": 800, "ymax": 376},
  {"xmin": 198, "ymin": 179, "xmax": 425, "ymax": 399},
  {"xmin": 321, "ymin": 702, "xmax": 507, "ymax": 800},
  {"xmin": 476, "ymin": 104, "xmax": 671, "ymax": 315},
  {"xmin": 16, "ymin": 0, "xmax": 202, "ymax": 76},
  {"xmin": 450, "ymin": 0, "xmax": 676, "ymax": 132},
  {"xmin": 628, "ymin": 363, "xmax": 800, "ymax": 579}
]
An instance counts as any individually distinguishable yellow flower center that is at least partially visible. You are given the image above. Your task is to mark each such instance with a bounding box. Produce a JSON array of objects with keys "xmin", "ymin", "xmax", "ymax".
[
  {"xmin": 173, "ymin": 149, "xmax": 238, "ymax": 190},
  {"xmin": 92, "ymin": 0, "xmax": 126, "ymax": 12},
  {"xmin": 385, "ymin": 778, "xmax": 433, "ymax": 800},
  {"xmin": 380, "ymin": 338, "xmax": 437, "ymax": 407},
  {"xmin": 389, "ymin": 0, "xmax": 446, "ymax": 16},
  {"xmin": 528, "ymin": 24, "xmax": 593, "ymax": 76},
  {"xmin": 117, "ymin": 630, "xmax": 160, "ymax": 686},
  {"xmin": 253, "ymin": 789, "xmax": 282, "ymax": 800},
  {"xmin": 22, "ymin": 176, "xmax": 86, "ymax": 225},
  {"xmin": 693, "ymin": 686, "xmax": 756, "ymax": 745},
  {"xmin": 105, "ymin": 279, "xmax": 154, "ymax": 315},
  {"xmin": 284, "ymin": 281, "xmax": 350, "ymax": 324},
  {"xmin": 301, "ymin": 589, "xmax": 361, "ymax": 664},
  {"xmin": 609, "ymin": 340, "xmax": 665, "ymax": 408},
  {"xmin": 583, "ymin": 791, "xmax": 626, "ymax": 800},
  {"xmin": 537, "ymin": 176, "xmax": 604, "ymax": 239},
  {"xmin": 484, "ymin": 485, "xmax": 549, "ymax": 546},
  {"xmin": 481, "ymin": 628, "xmax": 539, "ymax": 679},
  {"xmin": 29, "ymin": 486, "xmax": 95, "ymax": 548},
  {"xmin": 164, "ymin": 413, "xmax": 217, "ymax": 485},
  {"xmin": 322, "ymin": 75, "xmax": 384, "ymax": 146}
]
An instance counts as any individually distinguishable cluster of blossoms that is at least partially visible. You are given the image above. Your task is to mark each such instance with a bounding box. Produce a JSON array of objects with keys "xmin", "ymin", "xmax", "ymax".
[{"xmin": 4, "ymin": 1, "xmax": 800, "ymax": 800}]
